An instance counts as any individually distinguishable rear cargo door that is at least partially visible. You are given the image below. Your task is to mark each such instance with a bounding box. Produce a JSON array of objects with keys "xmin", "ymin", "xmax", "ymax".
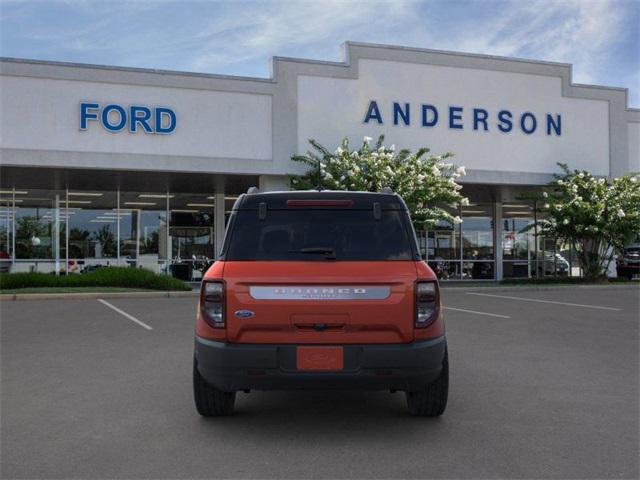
[{"xmin": 224, "ymin": 261, "xmax": 417, "ymax": 344}]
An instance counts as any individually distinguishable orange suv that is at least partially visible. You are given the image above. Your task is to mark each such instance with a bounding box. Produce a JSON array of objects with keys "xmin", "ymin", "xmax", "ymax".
[{"xmin": 193, "ymin": 190, "xmax": 448, "ymax": 416}]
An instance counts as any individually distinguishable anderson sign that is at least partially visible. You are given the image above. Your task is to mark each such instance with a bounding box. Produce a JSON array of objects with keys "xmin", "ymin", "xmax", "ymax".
[{"xmin": 363, "ymin": 100, "xmax": 562, "ymax": 136}]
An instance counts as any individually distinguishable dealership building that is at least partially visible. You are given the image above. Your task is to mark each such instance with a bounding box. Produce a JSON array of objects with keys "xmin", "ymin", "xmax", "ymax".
[{"xmin": 1, "ymin": 42, "xmax": 638, "ymax": 280}]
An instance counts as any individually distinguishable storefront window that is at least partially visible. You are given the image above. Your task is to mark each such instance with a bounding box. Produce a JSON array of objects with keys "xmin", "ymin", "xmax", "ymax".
[
  {"xmin": 120, "ymin": 192, "xmax": 169, "ymax": 273},
  {"xmin": 502, "ymin": 203, "xmax": 536, "ymax": 278},
  {"xmin": 462, "ymin": 205, "xmax": 494, "ymax": 260},
  {"xmin": 422, "ymin": 205, "xmax": 462, "ymax": 280},
  {"xmin": 11, "ymin": 189, "xmax": 66, "ymax": 272},
  {"xmin": 0, "ymin": 187, "xmax": 234, "ymax": 278},
  {"xmin": 225, "ymin": 195, "xmax": 238, "ymax": 225},
  {"xmin": 0, "ymin": 193, "xmax": 14, "ymax": 272},
  {"xmin": 169, "ymin": 193, "xmax": 215, "ymax": 281},
  {"xmin": 461, "ymin": 204, "xmax": 494, "ymax": 279},
  {"xmin": 66, "ymin": 191, "xmax": 118, "ymax": 272}
]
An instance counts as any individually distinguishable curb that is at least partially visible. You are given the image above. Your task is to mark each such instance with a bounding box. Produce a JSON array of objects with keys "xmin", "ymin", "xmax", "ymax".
[{"xmin": 0, "ymin": 291, "xmax": 200, "ymax": 301}]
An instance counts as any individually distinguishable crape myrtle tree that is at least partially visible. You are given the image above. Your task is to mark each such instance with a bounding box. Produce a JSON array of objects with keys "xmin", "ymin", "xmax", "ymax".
[
  {"xmin": 535, "ymin": 163, "xmax": 640, "ymax": 279},
  {"xmin": 289, "ymin": 135, "xmax": 469, "ymax": 230}
]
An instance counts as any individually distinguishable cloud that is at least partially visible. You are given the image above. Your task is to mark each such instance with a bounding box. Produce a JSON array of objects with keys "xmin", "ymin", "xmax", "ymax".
[
  {"xmin": 1, "ymin": 0, "xmax": 637, "ymax": 104},
  {"xmin": 182, "ymin": 0, "xmax": 419, "ymax": 71}
]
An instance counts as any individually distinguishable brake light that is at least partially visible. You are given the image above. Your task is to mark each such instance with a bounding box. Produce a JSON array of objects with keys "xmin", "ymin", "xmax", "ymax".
[
  {"xmin": 200, "ymin": 280, "xmax": 225, "ymax": 328},
  {"xmin": 415, "ymin": 281, "xmax": 439, "ymax": 328},
  {"xmin": 286, "ymin": 199, "xmax": 354, "ymax": 207}
]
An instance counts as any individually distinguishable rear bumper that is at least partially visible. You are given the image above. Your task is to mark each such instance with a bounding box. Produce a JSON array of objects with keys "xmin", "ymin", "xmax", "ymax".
[{"xmin": 194, "ymin": 336, "xmax": 446, "ymax": 392}]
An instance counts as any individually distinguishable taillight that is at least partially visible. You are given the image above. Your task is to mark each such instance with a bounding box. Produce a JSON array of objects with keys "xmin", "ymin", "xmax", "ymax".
[
  {"xmin": 200, "ymin": 280, "xmax": 225, "ymax": 328},
  {"xmin": 415, "ymin": 281, "xmax": 439, "ymax": 328}
]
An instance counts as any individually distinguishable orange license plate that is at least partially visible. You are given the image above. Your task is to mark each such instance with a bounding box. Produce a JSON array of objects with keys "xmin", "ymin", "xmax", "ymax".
[{"xmin": 296, "ymin": 346, "xmax": 344, "ymax": 371}]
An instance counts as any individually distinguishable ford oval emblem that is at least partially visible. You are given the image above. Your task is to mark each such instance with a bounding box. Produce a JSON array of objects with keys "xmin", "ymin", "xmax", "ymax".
[{"xmin": 234, "ymin": 310, "xmax": 254, "ymax": 318}]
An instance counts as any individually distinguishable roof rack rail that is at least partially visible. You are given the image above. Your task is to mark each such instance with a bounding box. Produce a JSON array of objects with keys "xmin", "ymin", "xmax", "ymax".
[
  {"xmin": 381, "ymin": 187, "xmax": 394, "ymax": 194},
  {"xmin": 247, "ymin": 186, "xmax": 260, "ymax": 194}
]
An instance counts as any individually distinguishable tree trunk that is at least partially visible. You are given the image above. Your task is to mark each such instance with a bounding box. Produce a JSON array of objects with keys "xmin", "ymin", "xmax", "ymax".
[{"xmin": 579, "ymin": 239, "xmax": 607, "ymax": 280}]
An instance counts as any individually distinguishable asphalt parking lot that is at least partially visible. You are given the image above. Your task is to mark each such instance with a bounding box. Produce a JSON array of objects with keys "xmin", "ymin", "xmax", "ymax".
[{"xmin": 1, "ymin": 285, "xmax": 638, "ymax": 479}]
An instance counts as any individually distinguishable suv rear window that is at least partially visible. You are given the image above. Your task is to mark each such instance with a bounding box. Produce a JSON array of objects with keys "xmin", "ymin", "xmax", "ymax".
[{"xmin": 224, "ymin": 209, "xmax": 416, "ymax": 261}]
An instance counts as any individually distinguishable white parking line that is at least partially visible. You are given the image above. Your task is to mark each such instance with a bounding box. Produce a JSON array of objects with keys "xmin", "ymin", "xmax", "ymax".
[
  {"xmin": 466, "ymin": 292, "xmax": 621, "ymax": 311},
  {"xmin": 444, "ymin": 306, "xmax": 511, "ymax": 319},
  {"xmin": 97, "ymin": 299, "xmax": 153, "ymax": 330}
]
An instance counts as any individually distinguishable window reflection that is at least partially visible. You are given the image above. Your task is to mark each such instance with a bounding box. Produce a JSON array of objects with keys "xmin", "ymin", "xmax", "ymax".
[
  {"xmin": 120, "ymin": 192, "xmax": 169, "ymax": 273},
  {"xmin": 169, "ymin": 193, "xmax": 216, "ymax": 281},
  {"xmin": 423, "ymin": 203, "xmax": 496, "ymax": 280},
  {"xmin": 66, "ymin": 191, "xmax": 118, "ymax": 270},
  {"xmin": 461, "ymin": 204, "xmax": 494, "ymax": 279},
  {"xmin": 14, "ymin": 190, "xmax": 60, "ymax": 261},
  {"xmin": 427, "ymin": 259, "xmax": 462, "ymax": 280},
  {"xmin": 462, "ymin": 204, "xmax": 494, "ymax": 260},
  {"xmin": 0, "ymin": 196, "xmax": 13, "ymax": 272},
  {"xmin": 502, "ymin": 203, "xmax": 536, "ymax": 278}
]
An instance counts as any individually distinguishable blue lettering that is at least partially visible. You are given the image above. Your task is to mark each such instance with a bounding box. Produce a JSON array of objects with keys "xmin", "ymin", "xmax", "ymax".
[
  {"xmin": 80, "ymin": 102, "xmax": 99, "ymax": 130},
  {"xmin": 363, "ymin": 100, "xmax": 383, "ymax": 124},
  {"xmin": 101, "ymin": 104, "xmax": 127, "ymax": 132},
  {"xmin": 155, "ymin": 107, "xmax": 176, "ymax": 134},
  {"xmin": 449, "ymin": 106, "xmax": 463, "ymax": 129},
  {"xmin": 473, "ymin": 108, "xmax": 489, "ymax": 131},
  {"xmin": 520, "ymin": 112, "xmax": 537, "ymax": 134},
  {"xmin": 497, "ymin": 110, "xmax": 513, "ymax": 132},
  {"xmin": 393, "ymin": 102, "xmax": 410, "ymax": 126},
  {"xmin": 130, "ymin": 105, "xmax": 153, "ymax": 133},
  {"xmin": 546, "ymin": 114, "xmax": 561, "ymax": 136},
  {"xmin": 421, "ymin": 104, "xmax": 438, "ymax": 127}
]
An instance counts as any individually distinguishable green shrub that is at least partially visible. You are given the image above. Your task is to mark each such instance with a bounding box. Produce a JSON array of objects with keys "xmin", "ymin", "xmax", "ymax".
[{"xmin": 0, "ymin": 267, "xmax": 191, "ymax": 291}]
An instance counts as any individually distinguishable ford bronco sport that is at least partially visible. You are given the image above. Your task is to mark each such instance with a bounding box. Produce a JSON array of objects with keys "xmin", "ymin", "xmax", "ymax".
[{"xmin": 193, "ymin": 190, "xmax": 448, "ymax": 416}]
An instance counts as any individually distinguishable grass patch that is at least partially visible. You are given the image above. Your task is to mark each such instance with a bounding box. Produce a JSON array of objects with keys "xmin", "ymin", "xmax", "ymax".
[{"xmin": 0, "ymin": 267, "xmax": 191, "ymax": 291}]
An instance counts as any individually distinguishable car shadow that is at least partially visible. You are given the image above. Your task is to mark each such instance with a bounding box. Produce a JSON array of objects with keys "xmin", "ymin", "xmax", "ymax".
[{"xmin": 195, "ymin": 390, "xmax": 447, "ymax": 442}]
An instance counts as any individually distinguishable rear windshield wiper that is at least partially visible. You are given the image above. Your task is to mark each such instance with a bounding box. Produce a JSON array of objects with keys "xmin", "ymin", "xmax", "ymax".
[{"xmin": 288, "ymin": 247, "xmax": 337, "ymax": 259}]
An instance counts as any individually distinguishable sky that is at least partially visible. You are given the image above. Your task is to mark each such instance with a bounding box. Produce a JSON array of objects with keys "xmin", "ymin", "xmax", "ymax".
[{"xmin": 1, "ymin": 0, "xmax": 638, "ymax": 106}]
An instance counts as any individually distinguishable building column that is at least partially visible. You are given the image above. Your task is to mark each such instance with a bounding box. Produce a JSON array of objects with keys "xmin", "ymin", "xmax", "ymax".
[
  {"xmin": 495, "ymin": 200, "xmax": 503, "ymax": 281},
  {"xmin": 258, "ymin": 175, "xmax": 290, "ymax": 192},
  {"xmin": 54, "ymin": 194, "xmax": 60, "ymax": 275},
  {"xmin": 214, "ymin": 192, "xmax": 226, "ymax": 258}
]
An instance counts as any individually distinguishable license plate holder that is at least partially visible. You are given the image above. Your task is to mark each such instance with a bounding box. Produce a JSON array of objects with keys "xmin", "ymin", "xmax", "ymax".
[{"xmin": 296, "ymin": 346, "xmax": 344, "ymax": 371}]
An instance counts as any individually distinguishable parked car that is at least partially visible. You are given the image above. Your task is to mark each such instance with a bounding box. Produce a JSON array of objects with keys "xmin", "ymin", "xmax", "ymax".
[
  {"xmin": 0, "ymin": 250, "xmax": 10, "ymax": 273},
  {"xmin": 538, "ymin": 252, "xmax": 570, "ymax": 276},
  {"xmin": 193, "ymin": 190, "xmax": 448, "ymax": 416},
  {"xmin": 617, "ymin": 244, "xmax": 640, "ymax": 280}
]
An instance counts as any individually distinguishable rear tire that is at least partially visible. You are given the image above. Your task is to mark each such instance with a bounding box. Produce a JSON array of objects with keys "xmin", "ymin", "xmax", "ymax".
[
  {"xmin": 193, "ymin": 359, "xmax": 236, "ymax": 416},
  {"xmin": 406, "ymin": 348, "xmax": 448, "ymax": 417}
]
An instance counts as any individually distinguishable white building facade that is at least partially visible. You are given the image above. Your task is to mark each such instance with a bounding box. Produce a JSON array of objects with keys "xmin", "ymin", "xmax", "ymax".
[{"xmin": 1, "ymin": 42, "xmax": 638, "ymax": 280}]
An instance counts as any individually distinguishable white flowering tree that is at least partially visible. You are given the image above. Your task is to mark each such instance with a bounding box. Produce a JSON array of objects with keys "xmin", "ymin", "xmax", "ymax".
[
  {"xmin": 537, "ymin": 163, "xmax": 640, "ymax": 279},
  {"xmin": 290, "ymin": 135, "xmax": 468, "ymax": 230}
]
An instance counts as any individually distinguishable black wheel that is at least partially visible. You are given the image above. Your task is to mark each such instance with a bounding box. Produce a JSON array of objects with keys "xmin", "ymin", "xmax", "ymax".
[
  {"xmin": 406, "ymin": 348, "xmax": 449, "ymax": 417},
  {"xmin": 193, "ymin": 359, "xmax": 236, "ymax": 416}
]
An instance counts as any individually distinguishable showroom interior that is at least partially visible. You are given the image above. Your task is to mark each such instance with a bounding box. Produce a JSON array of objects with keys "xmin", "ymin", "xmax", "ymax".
[{"xmin": 0, "ymin": 169, "xmax": 571, "ymax": 281}]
